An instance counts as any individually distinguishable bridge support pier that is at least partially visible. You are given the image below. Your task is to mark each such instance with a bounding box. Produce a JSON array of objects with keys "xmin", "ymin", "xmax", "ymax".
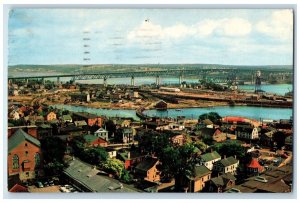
[
  {"xmin": 131, "ymin": 76, "xmax": 135, "ymax": 86},
  {"xmin": 155, "ymin": 75, "xmax": 160, "ymax": 86},
  {"xmin": 103, "ymin": 76, "xmax": 107, "ymax": 87},
  {"xmin": 56, "ymin": 77, "xmax": 60, "ymax": 85},
  {"xmin": 179, "ymin": 75, "xmax": 183, "ymax": 85}
]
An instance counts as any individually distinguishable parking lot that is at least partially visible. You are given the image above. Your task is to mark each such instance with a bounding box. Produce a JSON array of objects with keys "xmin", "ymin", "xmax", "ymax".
[{"xmin": 28, "ymin": 185, "xmax": 61, "ymax": 193}]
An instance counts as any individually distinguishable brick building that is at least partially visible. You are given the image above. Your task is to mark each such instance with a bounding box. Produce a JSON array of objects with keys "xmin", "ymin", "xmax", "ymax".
[
  {"xmin": 8, "ymin": 129, "xmax": 42, "ymax": 181},
  {"xmin": 72, "ymin": 112, "xmax": 103, "ymax": 127}
]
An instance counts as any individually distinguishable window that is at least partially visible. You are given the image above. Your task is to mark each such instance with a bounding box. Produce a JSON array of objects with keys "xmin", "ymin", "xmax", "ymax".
[
  {"xmin": 25, "ymin": 151, "xmax": 28, "ymax": 157},
  {"xmin": 26, "ymin": 172, "xmax": 30, "ymax": 177},
  {"xmin": 34, "ymin": 153, "xmax": 41, "ymax": 167},
  {"xmin": 12, "ymin": 154, "xmax": 19, "ymax": 169},
  {"xmin": 25, "ymin": 143, "xmax": 28, "ymax": 147}
]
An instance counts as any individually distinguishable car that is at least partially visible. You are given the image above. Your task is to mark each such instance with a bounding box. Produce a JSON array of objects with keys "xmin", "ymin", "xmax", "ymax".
[
  {"xmin": 43, "ymin": 181, "xmax": 49, "ymax": 187},
  {"xmin": 254, "ymin": 145, "xmax": 261, "ymax": 149},
  {"xmin": 36, "ymin": 181, "xmax": 44, "ymax": 188},
  {"xmin": 69, "ymin": 188, "xmax": 77, "ymax": 192},
  {"xmin": 255, "ymin": 176, "xmax": 268, "ymax": 183},
  {"xmin": 226, "ymin": 188, "xmax": 241, "ymax": 193},
  {"xmin": 65, "ymin": 185, "xmax": 73, "ymax": 190},
  {"xmin": 49, "ymin": 180, "xmax": 55, "ymax": 186}
]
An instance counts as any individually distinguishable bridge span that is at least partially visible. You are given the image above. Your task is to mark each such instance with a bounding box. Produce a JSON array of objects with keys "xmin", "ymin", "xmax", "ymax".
[{"xmin": 8, "ymin": 68, "xmax": 237, "ymax": 85}]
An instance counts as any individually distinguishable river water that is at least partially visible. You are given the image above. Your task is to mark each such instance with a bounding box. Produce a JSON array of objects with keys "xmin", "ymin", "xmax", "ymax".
[{"xmin": 52, "ymin": 104, "xmax": 293, "ymax": 121}]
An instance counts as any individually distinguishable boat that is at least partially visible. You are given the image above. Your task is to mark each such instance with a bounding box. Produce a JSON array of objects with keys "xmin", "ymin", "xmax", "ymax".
[{"xmin": 175, "ymin": 109, "xmax": 181, "ymax": 111}]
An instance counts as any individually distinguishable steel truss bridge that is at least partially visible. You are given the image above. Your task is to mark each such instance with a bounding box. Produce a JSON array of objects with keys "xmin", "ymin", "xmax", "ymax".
[{"xmin": 8, "ymin": 68, "xmax": 290, "ymax": 85}]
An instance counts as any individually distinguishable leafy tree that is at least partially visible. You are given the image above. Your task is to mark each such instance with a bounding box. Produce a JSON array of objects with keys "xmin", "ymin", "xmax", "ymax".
[
  {"xmin": 105, "ymin": 120, "xmax": 116, "ymax": 136},
  {"xmin": 40, "ymin": 137, "xmax": 66, "ymax": 175},
  {"xmin": 120, "ymin": 170, "xmax": 133, "ymax": 184},
  {"xmin": 70, "ymin": 136, "xmax": 85, "ymax": 156},
  {"xmin": 158, "ymin": 143, "xmax": 200, "ymax": 190},
  {"xmin": 101, "ymin": 158, "xmax": 124, "ymax": 177},
  {"xmin": 273, "ymin": 131, "xmax": 286, "ymax": 149},
  {"xmin": 43, "ymin": 161, "xmax": 65, "ymax": 176},
  {"xmin": 198, "ymin": 112, "xmax": 221, "ymax": 124},
  {"xmin": 83, "ymin": 147, "xmax": 108, "ymax": 165},
  {"xmin": 41, "ymin": 137, "xmax": 66, "ymax": 163},
  {"xmin": 213, "ymin": 142, "xmax": 245, "ymax": 160},
  {"xmin": 194, "ymin": 141, "xmax": 207, "ymax": 152}
]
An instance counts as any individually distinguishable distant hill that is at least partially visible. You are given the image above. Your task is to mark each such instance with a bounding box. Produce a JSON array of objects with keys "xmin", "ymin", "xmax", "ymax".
[{"xmin": 8, "ymin": 64, "xmax": 293, "ymax": 77}]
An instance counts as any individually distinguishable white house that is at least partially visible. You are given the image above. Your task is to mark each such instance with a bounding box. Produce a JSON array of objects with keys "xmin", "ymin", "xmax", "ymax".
[
  {"xmin": 10, "ymin": 110, "xmax": 20, "ymax": 120},
  {"xmin": 200, "ymin": 151, "xmax": 222, "ymax": 170},
  {"xmin": 213, "ymin": 156, "xmax": 239, "ymax": 174},
  {"xmin": 235, "ymin": 126, "xmax": 259, "ymax": 140},
  {"xmin": 94, "ymin": 128, "xmax": 109, "ymax": 141}
]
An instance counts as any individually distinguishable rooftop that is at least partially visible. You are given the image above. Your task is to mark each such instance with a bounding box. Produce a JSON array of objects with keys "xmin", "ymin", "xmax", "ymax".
[
  {"xmin": 73, "ymin": 112, "xmax": 100, "ymax": 119},
  {"xmin": 64, "ymin": 158, "xmax": 140, "ymax": 192},
  {"xmin": 200, "ymin": 151, "xmax": 221, "ymax": 162},
  {"xmin": 8, "ymin": 129, "xmax": 40, "ymax": 152}
]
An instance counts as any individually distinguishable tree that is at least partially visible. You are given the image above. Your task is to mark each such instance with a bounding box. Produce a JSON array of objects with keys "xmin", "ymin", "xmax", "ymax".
[
  {"xmin": 70, "ymin": 136, "xmax": 85, "ymax": 157},
  {"xmin": 41, "ymin": 137, "xmax": 66, "ymax": 163},
  {"xmin": 213, "ymin": 142, "xmax": 246, "ymax": 160},
  {"xmin": 101, "ymin": 158, "xmax": 124, "ymax": 177},
  {"xmin": 120, "ymin": 170, "xmax": 133, "ymax": 184},
  {"xmin": 199, "ymin": 112, "xmax": 222, "ymax": 124},
  {"xmin": 105, "ymin": 120, "xmax": 116, "ymax": 136},
  {"xmin": 273, "ymin": 131, "xmax": 286, "ymax": 149},
  {"xmin": 158, "ymin": 143, "xmax": 200, "ymax": 190},
  {"xmin": 43, "ymin": 161, "xmax": 65, "ymax": 176},
  {"xmin": 83, "ymin": 147, "xmax": 108, "ymax": 165},
  {"xmin": 194, "ymin": 141, "xmax": 207, "ymax": 152}
]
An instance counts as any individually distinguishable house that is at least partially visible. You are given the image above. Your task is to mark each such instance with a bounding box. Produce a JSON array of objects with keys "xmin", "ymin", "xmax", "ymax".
[
  {"xmin": 160, "ymin": 122, "xmax": 185, "ymax": 131},
  {"xmin": 9, "ymin": 183, "xmax": 29, "ymax": 192},
  {"xmin": 117, "ymin": 150, "xmax": 145, "ymax": 170},
  {"xmin": 200, "ymin": 151, "xmax": 221, "ymax": 170},
  {"xmin": 197, "ymin": 119, "xmax": 214, "ymax": 129},
  {"xmin": 8, "ymin": 125, "xmax": 38, "ymax": 138},
  {"xmin": 196, "ymin": 128, "xmax": 225, "ymax": 142},
  {"xmin": 106, "ymin": 148, "xmax": 117, "ymax": 159},
  {"xmin": 116, "ymin": 127, "xmax": 134, "ymax": 143},
  {"xmin": 62, "ymin": 114, "xmax": 73, "ymax": 123},
  {"xmin": 213, "ymin": 156, "xmax": 239, "ymax": 175},
  {"xmin": 114, "ymin": 119, "xmax": 131, "ymax": 128},
  {"xmin": 72, "ymin": 112, "xmax": 103, "ymax": 127},
  {"xmin": 46, "ymin": 112, "xmax": 57, "ymax": 121},
  {"xmin": 171, "ymin": 134, "xmax": 185, "ymax": 146},
  {"xmin": 135, "ymin": 157, "xmax": 160, "ymax": 183},
  {"xmin": 8, "ymin": 129, "xmax": 42, "ymax": 181},
  {"xmin": 83, "ymin": 134, "xmax": 108, "ymax": 148},
  {"xmin": 154, "ymin": 100, "xmax": 167, "ymax": 110},
  {"xmin": 235, "ymin": 126, "xmax": 259, "ymax": 140},
  {"xmin": 63, "ymin": 158, "xmax": 140, "ymax": 192},
  {"xmin": 94, "ymin": 128, "xmax": 109, "ymax": 141},
  {"xmin": 37, "ymin": 124, "xmax": 53, "ymax": 139},
  {"xmin": 246, "ymin": 158, "xmax": 264, "ymax": 175},
  {"xmin": 234, "ymin": 164, "xmax": 292, "ymax": 193},
  {"xmin": 10, "ymin": 110, "xmax": 20, "ymax": 120},
  {"xmin": 209, "ymin": 173, "xmax": 236, "ymax": 193},
  {"xmin": 70, "ymin": 92, "xmax": 90, "ymax": 102},
  {"xmin": 74, "ymin": 120, "xmax": 88, "ymax": 127},
  {"xmin": 181, "ymin": 165, "xmax": 212, "ymax": 192}
]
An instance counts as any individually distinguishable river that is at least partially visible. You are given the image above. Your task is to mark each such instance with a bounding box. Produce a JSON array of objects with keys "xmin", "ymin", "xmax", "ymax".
[{"xmin": 52, "ymin": 104, "xmax": 292, "ymax": 121}]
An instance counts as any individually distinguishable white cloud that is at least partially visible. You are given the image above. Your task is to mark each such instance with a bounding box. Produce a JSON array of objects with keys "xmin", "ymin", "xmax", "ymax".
[
  {"xmin": 256, "ymin": 10, "xmax": 293, "ymax": 41},
  {"xmin": 127, "ymin": 18, "xmax": 252, "ymax": 43}
]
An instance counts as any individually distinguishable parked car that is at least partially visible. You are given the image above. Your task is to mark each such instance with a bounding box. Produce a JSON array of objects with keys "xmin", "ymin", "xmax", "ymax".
[
  {"xmin": 43, "ymin": 181, "xmax": 49, "ymax": 187},
  {"xmin": 36, "ymin": 181, "xmax": 44, "ymax": 188},
  {"xmin": 49, "ymin": 180, "xmax": 55, "ymax": 186},
  {"xmin": 255, "ymin": 176, "xmax": 268, "ymax": 183},
  {"xmin": 225, "ymin": 188, "xmax": 241, "ymax": 193}
]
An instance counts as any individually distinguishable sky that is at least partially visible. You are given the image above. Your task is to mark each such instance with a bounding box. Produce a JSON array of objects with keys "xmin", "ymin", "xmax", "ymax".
[{"xmin": 8, "ymin": 9, "xmax": 294, "ymax": 66}]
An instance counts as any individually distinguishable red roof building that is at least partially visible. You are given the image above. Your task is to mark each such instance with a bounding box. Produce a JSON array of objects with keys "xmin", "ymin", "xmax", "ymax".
[
  {"xmin": 9, "ymin": 184, "xmax": 29, "ymax": 192},
  {"xmin": 247, "ymin": 158, "xmax": 264, "ymax": 174}
]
